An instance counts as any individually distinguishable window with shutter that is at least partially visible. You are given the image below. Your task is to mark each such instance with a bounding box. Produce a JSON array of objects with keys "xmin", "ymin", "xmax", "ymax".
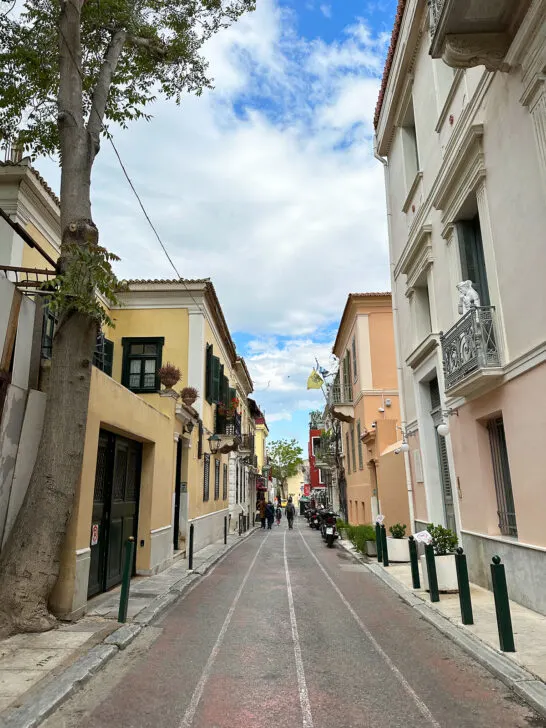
[
  {"xmin": 205, "ymin": 344, "xmax": 213, "ymax": 403},
  {"xmin": 223, "ymin": 463, "xmax": 228, "ymax": 501},
  {"xmin": 456, "ymin": 215, "xmax": 490, "ymax": 306},
  {"xmin": 121, "ymin": 337, "xmax": 164, "ymax": 393},
  {"xmin": 350, "ymin": 427, "xmax": 356, "ymax": 474},
  {"xmin": 488, "ymin": 417, "xmax": 517, "ymax": 537},
  {"xmin": 214, "ymin": 458, "xmax": 220, "ymax": 500},
  {"xmin": 203, "ymin": 454, "xmax": 210, "ymax": 501},
  {"xmin": 352, "ymin": 337, "xmax": 357, "ymax": 380},
  {"xmin": 357, "ymin": 421, "xmax": 363, "ymax": 470},
  {"xmin": 346, "ymin": 432, "xmax": 351, "ymax": 473},
  {"xmin": 198, "ymin": 421, "xmax": 203, "ymax": 459},
  {"xmin": 212, "ymin": 356, "xmax": 221, "ymax": 402}
]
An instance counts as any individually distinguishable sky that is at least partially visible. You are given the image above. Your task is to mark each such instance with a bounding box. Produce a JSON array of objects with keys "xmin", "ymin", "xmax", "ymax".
[{"xmin": 35, "ymin": 0, "xmax": 397, "ymax": 451}]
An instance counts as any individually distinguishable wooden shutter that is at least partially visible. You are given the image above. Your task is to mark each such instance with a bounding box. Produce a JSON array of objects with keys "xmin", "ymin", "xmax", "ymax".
[
  {"xmin": 104, "ymin": 339, "xmax": 114, "ymax": 376},
  {"xmin": 214, "ymin": 458, "xmax": 220, "ymax": 500},
  {"xmin": 198, "ymin": 421, "xmax": 203, "ymax": 459},
  {"xmin": 212, "ymin": 356, "xmax": 221, "ymax": 402},
  {"xmin": 203, "ymin": 454, "xmax": 210, "ymax": 501},
  {"xmin": 205, "ymin": 344, "xmax": 213, "ymax": 403},
  {"xmin": 352, "ymin": 337, "xmax": 357, "ymax": 379}
]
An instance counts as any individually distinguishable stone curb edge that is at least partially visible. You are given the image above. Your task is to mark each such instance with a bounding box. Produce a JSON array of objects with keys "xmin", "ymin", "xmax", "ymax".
[
  {"xmin": 0, "ymin": 526, "xmax": 259, "ymax": 728},
  {"xmin": 337, "ymin": 539, "xmax": 546, "ymax": 719}
]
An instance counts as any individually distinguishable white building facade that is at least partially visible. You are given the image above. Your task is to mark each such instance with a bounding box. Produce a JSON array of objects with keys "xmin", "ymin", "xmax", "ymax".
[{"xmin": 375, "ymin": 0, "xmax": 546, "ymax": 613}]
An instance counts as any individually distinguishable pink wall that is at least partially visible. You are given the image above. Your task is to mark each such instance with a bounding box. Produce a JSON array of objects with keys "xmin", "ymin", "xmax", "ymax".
[{"xmin": 450, "ymin": 363, "xmax": 546, "ymax": 546}]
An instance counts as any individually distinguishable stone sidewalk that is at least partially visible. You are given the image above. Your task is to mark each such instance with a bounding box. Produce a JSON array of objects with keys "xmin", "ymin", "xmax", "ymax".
[
  {"xmin": 0, "ymin": 527, "xmax": 258, "ymax": 728},
  {"xmin": 340, "ymin": 538, "xmax": 546, "ymax": 718}
]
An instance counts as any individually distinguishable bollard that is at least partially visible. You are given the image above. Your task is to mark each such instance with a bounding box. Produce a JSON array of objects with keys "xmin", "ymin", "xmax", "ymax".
[
  {"xmin": 188, "ymin": 522, "xmax": 194, "ymax": 571},
  {"xmin": 455, "ymin": 547, "xmax": 474, "ymax": 625},
  {"xmin": 380, "ymin": 525, "xmax": 389, "ymax": 567},
  {"xmin": 118, "ymin": 537, "xmax": 135, "ymax": 623},
  {"xmin": 238, "ymin": 513, "xmax": 242, "ymax": 536},
  {"xmin": 375, "ymin": 523, "xmax": 383, "ymax": 562},
  {"xmin": 244, "ymin": 515, "xmax": 248, "ymax": 532},
  {"xmin": 491, "ymin": 556, "xmax": 515, "ymax": 652},
  {"xmin": 424, "ymin": 543, "xmax": 439, "ymax": 603},
  {"xmin": 224, "ymin": 515, "xmax": 227, "ymax": 545},
  {"xmin": 409, "ymin": 535, "xmax": 420, "ymax": 589}
]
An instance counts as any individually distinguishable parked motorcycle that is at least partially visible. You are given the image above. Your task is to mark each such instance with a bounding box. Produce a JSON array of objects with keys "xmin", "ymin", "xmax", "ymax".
[
  {"xmin": 319, "ymin": 509, "xmax": 339, "ymax": 547},
  {"xmin": 307, "ymin": 508, "xmax": 320, "ymax": 529}
]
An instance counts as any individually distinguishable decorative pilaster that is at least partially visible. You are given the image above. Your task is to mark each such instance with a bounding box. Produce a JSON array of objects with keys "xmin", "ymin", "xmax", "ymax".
[{"xmin": 522, "ymin": 76, "xmax": 546, "ymax": 196}]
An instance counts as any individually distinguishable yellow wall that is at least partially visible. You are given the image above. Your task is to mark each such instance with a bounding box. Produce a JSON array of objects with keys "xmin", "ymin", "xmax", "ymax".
[
  {"xmin": 255, "ymin": 423, "xmax": 269, "ymax": 472},
  {"xmin": 50, "ymin": 367, "xmax": 175, "ymax": 616},
  {"xmin": 21, "ymin": 222, "xmax": 59, "ymax": 271}
]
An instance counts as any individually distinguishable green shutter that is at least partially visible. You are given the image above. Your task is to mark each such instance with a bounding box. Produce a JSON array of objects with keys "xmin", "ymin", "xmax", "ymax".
[
  {"xmin": 205, "ymin": 344, "xmax": 213, "ymax": 403},
  {"xmin": 222, "ymin": 375, "xmax": 229, "ymax": 406},
  {"xmin": 104, "ymin": 339, "xmax": 114, "ymax": 377},
  {"xmin": 212, "ymin": 356, "xmax": 221, "ymax": 402}
]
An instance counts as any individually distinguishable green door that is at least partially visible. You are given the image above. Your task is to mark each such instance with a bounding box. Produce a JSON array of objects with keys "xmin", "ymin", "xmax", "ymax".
[{"xmin": 88, "ymin": 431, "xmax": 142, "ymax": 598}]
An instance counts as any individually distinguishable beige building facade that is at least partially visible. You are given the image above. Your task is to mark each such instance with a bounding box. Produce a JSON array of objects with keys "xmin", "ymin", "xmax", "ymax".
[{"xmin": 375, "ymin": 0, "xmax": 546, "ymax": 612}]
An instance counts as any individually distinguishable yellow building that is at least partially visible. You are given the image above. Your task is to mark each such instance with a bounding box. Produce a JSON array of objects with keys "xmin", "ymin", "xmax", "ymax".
[
  {"xmin": 329, "ymin": 293, "xmax": 410, "ymax": 531},
  {"xmin": 0, "ymin": 160, "xmax": 266, "ymax": 620}
]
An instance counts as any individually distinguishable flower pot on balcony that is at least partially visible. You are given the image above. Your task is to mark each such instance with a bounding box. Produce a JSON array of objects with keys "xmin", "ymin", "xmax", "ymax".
[
  {"xmin": 180, "ymin": 387, "xmax": 199, "ymax": 407},
  {"xmin": 420, "ymin": 553, "xmax": 458, "ymax": 592},
  {"xmin": 158, "ymin": 363, "xmax": 181, "ymax": 389},
  {"xmin": 386, "ymin": 537, "xmax": 410, "ymax": 562}
]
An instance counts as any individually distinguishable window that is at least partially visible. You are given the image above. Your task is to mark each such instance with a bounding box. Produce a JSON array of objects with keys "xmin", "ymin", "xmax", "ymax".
[
  {"xmin": 357, "ymin": 421, "xmax": 364, "ymax": 470},
  {"xmin": 352, "ymin": 337, "xmax": 357, "ymax": 381},
  {"xmin": 203, "ymin": 453, "xmax": 210, "ymax": 501},
  {"xmin": 205, "ymin": 344, "xmax": 213, "ymax": 403},
  {"xmin": 41, "ymin": 305, "xmax": 56, "ymax": 360},
  {"xmin": 346, "ymin": 432, "xmax": 351, "ymax": 474},
  {"xmin": 223, "ymin": 463, "xmax": 228, "ymax": 501},
  {"xmin": 93, "ymin": 332, "xmax": 114, "ymax": 376},
  {"xmin": 318, "ymin": 469, "xmax": 323, "ymax": 484},
  {"xmin": 457, "ymin": 214, "xmax": 490, "ymax": 306},
  {"xmin": 122, "ymin": 337, "xmax": 164, "ymax": 393},
  {"xmin": 214, "ymin": 458, "xmax": 220, "ymax": 500},
  {"xmin": 433, "ymin": 60, "xmax": 455, "ymax": 113},
  {"xmin": 198, "ymin": 421, "xmax": 203, "ymax": 459},
  {"xmin": 343, "ymin": 351, "xmax": 353, "ymax": 401},
  {"xmin": 350, "ymin": 427, "xmax": 356, "ymax": 475},
  {"xmin": 488, "ymin": 417, "xmax": 517, "ymax": 537},
  {"xmin": 312, "ymin": 437, "xmax": 321, "ymax": 457},
  {"xmin": 413, "ymin": 281, "xmax": 432, "ymax": 341},
  {"xmin": 400, "ymin": 96, "xmax": 420, "ymax": 190}
]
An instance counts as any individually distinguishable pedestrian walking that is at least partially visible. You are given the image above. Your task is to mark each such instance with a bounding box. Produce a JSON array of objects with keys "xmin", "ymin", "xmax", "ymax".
[
  {"xmin": 275, "ymin": 505, "xmax": 282, "ymax": 527},
  {"xmin": 258, "ymin": 499, "xmax": 266, "ymax": 529},
  {"xmin": 265, "ymin": 501, "xmax": 275, "ymax": 530},
  {"xmin": 286, "ymin": 497, "xmax": 295, "ymax": 530}
]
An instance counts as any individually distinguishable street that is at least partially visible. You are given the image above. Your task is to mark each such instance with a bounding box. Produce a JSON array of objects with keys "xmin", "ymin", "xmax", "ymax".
[{"xmin": 44, "ymin": 518, "xmax": 543, "ymax": 728}]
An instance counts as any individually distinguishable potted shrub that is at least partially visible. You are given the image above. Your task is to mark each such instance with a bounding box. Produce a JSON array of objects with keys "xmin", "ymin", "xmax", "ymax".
[
  {"xmin": 181, "ymin": 386, "xmax": 199, "ymax": 407},
  {"xmin": 158, "ymin": 363, "xmax": 181, "ymax": 389},
  {"xmin": 386, "ymin": 523, "xmax": 410, "ymax": 562},
  {"xmin": 420, "ymin": 523, "xmax": 459, "ymax": 592}
]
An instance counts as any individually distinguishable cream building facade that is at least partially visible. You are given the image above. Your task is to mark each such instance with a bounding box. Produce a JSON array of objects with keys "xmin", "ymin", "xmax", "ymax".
[{"xmin": 375, "ymin": 0, "xmax": 546, "ymax": 612}]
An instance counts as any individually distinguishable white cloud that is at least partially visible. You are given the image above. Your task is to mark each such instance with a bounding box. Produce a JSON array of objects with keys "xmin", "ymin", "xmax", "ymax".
[
  {"xmin": 34, "ymin": 0, "xmax": 390, "ymax": 438},
  {"xmin": 320, "ymin": 4, "xmax": 332, "ymax": 18}
]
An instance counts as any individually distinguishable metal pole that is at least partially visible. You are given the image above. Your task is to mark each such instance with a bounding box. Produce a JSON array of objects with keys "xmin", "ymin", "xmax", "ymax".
[
  {"xmin": 424, "ymin": 544, "xmax": 439, "ymax": 603},
  {"xmin": 455, "ymin": 548, "xmax": 474, "ymax": 625},
  {"xmin": 409, "ymin": 535, "xmax": 420, "ymax": 589},
  {"xmin": 117, "ymin": 537, "xmax": 135, "ymax": 623},
  {"xmin": 380, "ymin": 525, "xmax": 389, "ymax": 567},
  {"xmin": 188, "ymin": 522, "xmax": 194, "ymax": 571},
  {"xmin": 375, "ymin": 523, "xmax": 383, "ymax": 562},
  {"xmin": 224, "ymin": 515, "xmax": 227, "ymax": 545},
  {"xmin": 491, "ymin": 556, "xmax": 515, "ymax": 652}
]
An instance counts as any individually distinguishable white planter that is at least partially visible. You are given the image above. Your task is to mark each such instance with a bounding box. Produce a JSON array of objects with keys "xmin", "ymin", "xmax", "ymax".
[
  {"xmin": 386, "ymin": 537, "xmax": 410, "ymax": 562},
  {"xmin": 420, "ymin": 553, "xmax": 458, "ymax": 593},
  {"xmin": 366, "ymin": 540, "xmax": 377, "ymax": 557}
]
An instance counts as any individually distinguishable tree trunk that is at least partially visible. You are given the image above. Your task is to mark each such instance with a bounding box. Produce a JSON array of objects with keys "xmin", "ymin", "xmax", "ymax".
[{"xmin": 0, "ymin": 0, "xmax": 100, "ymax": 637}]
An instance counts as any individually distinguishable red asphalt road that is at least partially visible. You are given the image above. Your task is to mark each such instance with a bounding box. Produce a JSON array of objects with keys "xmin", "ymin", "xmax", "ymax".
[{"xmin": 66, "ymin": 519, "xmax": 542, "ymax": 728}]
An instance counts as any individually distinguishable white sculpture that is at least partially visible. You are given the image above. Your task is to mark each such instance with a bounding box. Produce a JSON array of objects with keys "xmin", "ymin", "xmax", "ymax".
[{"xmin": 457, "ymin": 280, "xmax": 480, "ymax": 315}]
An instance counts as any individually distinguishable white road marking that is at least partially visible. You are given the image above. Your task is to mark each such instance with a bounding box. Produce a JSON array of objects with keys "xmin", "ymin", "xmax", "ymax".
[
  {"xmin": 298, "ymin": 526, "xmax": 441, "ymax": 728},
  {"xmin": 284, "ymin": 530, "xmax": 315, "ymax": 728},
  {"xmin": 178, "ymin": 532, "xmax": 269, "ymax": 727}
]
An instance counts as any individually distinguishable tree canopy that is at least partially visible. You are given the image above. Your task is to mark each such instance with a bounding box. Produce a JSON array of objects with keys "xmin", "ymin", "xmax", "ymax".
[
  {"xmin": 0, "ymin": 0, "xmax": 255, "ymax": 157},
  {"xmin": 267, "ymin": 438, "xmax": 304, "ymax": 483}
]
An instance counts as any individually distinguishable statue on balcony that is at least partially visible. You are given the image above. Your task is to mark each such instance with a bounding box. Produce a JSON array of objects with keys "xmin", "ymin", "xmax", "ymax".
[{"xmin": 457, "ymin": 280, "xmax": 480, "ymax": 315}]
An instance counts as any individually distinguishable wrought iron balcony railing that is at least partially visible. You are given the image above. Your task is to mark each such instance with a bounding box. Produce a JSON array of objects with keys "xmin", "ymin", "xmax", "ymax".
[
  {"xmin": 216, "ymin": 411, "xmax": 242, "ymax": 438},
  {"xmin": 441, "ymin": 306, "xmax": 501, "ymax": 391},
  {"xmin": 239, "ymin": 433, "xmax": 255, "ymax": 455}
]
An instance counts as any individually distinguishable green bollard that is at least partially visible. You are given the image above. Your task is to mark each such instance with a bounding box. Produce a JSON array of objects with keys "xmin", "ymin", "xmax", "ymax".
[
  {"xmin": 375, "ymin": 523, "xmax": 383, "ymax": 562},
  {"xmin": 491, "ymin": 556, "xmax": 515, "ymax": 652},
  {"xmin": 409, "ymin": 535, "xmax": 420, "ymax": 589},
  {"xmin": 118, "ymin": 537, "xmax": 135, "ymax": 623},
  {"xmin": 455, "ymin": 547, "xmax": 474, "ymax": 625},
  {"xmin": 425, "ymin": 543, "xmax": 439, "ymax": 603},
  {"xmin": 381, "ymin": 525, "xmax": 389, "ymax": 567},
  {"xmin": 224, "ymin": 515, "xmax": 227, "ymax": 545},
  {"xmin": 188, "ymin": 522, "xmax": 194, "ymax": 571}
]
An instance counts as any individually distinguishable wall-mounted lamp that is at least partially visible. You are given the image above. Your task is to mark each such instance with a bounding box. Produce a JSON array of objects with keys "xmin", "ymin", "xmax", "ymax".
[
  {"xmin": 184, "ymin": 421, "xmax": 195, "ymax": 435},
  {"xmin": 436, "ymin": 408, "xmax": 458, "ymax": 438},
  {"xmin": 208, "ymin": 433, "xmax": 221, "ymax": 454}
]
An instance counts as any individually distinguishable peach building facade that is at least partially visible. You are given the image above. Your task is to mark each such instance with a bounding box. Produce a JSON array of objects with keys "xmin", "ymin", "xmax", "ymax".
[
  {"xmin": 375, "ymin": 0, "xmax": 546, "ymax": 612},
  {"xmin": 329, "ymin": 293, "xmax": 410, "ymax": 532}
]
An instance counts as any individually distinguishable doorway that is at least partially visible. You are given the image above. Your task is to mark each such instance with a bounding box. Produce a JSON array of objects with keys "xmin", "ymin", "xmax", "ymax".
[
  {"xmin": 88, "ymin": 430, "xmax": 142, "ymax": 598},
  {"xmin": 429, "ymin": 378, "xmax": 456, "ymax": 533}
]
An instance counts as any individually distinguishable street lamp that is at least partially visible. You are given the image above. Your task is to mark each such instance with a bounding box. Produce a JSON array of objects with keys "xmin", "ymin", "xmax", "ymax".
[{"xmin": 208, "ymin": 433, "xmax": 221, "ymax": 454}]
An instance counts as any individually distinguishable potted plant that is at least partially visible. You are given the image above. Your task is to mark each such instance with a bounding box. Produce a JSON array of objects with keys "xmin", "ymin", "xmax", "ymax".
[
  {"xmin": 420, "ymin": 523, "xmax": 459, "ymax": 592},
  {"xmin": 181, "ymin": 386, "xmax": 199, "ymax": 407},
  {"xmin": 386, "ymin": 523, "xmax": 410, "ymax": 562},
  {"xmin": 157, "ymin": 363, "xmax": 181, "ymax": 389}
]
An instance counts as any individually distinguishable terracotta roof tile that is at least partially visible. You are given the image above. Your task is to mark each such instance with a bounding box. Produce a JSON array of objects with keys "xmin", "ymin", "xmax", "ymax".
[
  {"xmin": 374, "ymin": 0, "xmax": 408, "ymax": 130},
  {"xmin": 122, "ymin": 278, "xmax": 210, "ymax": 285}
]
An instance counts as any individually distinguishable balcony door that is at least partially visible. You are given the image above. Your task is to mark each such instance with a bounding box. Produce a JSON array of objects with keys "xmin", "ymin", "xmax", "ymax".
[
  {"xmin": 429, "ymin": 378, "xmax": 457, "ymax": 533},
  {"xmin": 457, "ymin": 215, "xmax": 490, "ymax": 306}
]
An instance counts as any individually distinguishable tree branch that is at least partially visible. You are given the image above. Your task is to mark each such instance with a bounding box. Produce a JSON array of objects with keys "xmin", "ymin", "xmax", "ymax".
[
  {"xmin": 87, "ymin": 28, "xmax": 126, "ymax": 150},
  {"xmin": 127, "ymin": 34, "xmax": 168, "ymax": 57}
]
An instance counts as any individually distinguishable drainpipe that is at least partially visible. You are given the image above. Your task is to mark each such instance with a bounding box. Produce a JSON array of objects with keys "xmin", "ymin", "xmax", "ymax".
[{"xmin": 374, "ymin": 137, "xmax": 416, "ymax": 534}]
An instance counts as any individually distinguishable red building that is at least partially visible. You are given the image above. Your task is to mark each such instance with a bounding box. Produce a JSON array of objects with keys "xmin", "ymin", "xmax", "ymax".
[{"xmin": 308, "ymin": 428, "xmax": 326, "ymax": 491}]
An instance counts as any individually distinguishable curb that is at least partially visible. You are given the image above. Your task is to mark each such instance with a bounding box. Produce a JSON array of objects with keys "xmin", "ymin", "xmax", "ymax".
[
  {"xmin": 0, "ymin": 527, "xmax": 258, "ymax": 728},
  {"xmin": 338, "ymin": 539, "xmax": 546, "ymax": 719}
]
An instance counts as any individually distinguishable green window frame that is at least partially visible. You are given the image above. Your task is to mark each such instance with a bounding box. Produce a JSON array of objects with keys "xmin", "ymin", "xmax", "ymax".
[
  {"xmin": 41, "ymin": 305, "xmax": 56, "ymax": 360},
  {"xmin": 212, "ymin": 356, "xmax": 221, "ymax": 403},
  {"xmin": 223, "ymin": 463, "xmax": 228, "ymax": 501},
  {"xmin": 203, "ymin": 453, "xmax": 210, "ymax": 501},
  {"xmin": 357, "ymin": 420, "xmax": 364, "ymax": 470},
  {"xmin": 214, "ymin": 458, "xmax": 220, "ymax": 500},
  {"xmin": 352, "ymin": 337, "xmax": 357, "ymax": 381},
  {"xmin": 121, "ymin": 337, "xmax": 164, "ymax": 393},
  {"xmin": 93, "ymin": 332, "xmax": 114, "ymax": 376}
]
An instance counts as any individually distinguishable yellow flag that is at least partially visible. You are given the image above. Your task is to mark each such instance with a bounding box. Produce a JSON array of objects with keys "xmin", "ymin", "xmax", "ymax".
[{"xmin": 307, "ymin": 369, "xmax": 324, "ymax": 390}]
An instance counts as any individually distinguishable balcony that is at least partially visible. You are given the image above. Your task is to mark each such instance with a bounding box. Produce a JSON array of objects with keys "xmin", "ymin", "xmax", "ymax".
[
  {"xmin": 428, "ymin": 0, "xmax": 530, "ymax": 72},
  {"xmin": 327, "ymin": 383, "xmax": 354, "ymax": 423},
  {"xmin": 238, "ymin": 433, "xmax": 255, "ymax": 456},
  {"xmin": 440, "ymin": 306, "xmax": 503, "ymax": 397},
  {"xmin": 214, "ymin": 411, "xmax": 241, "ymax": 453}
]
